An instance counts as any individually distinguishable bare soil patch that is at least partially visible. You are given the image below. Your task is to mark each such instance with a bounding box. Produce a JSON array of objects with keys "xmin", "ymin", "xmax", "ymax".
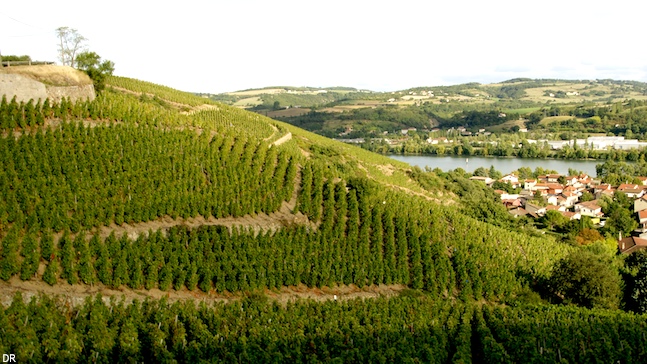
[
  {"xmin": 376, "ymin": 164, "xmax": 395, "ymax": 176},
  {"xmin": 0, "ymin": 276, "xmax": 407, "ymax": 307},
  {"xmin": 95, "ymin": 205, "xmax": 309, "ymax": 241}
]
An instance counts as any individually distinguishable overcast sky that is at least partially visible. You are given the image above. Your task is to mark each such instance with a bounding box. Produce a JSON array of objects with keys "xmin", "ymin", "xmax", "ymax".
[{"xmin": 2, "ymin": 1, "xmax": 646, "ymax": 93}]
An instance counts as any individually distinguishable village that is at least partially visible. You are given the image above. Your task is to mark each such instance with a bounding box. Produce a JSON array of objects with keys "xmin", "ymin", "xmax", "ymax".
[{"xmin": 469, "ymin": 172, "xmax": 647, "ymax": 254}]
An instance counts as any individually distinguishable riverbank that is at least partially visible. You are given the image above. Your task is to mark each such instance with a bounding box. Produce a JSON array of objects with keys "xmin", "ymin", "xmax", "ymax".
[{"xmin": 388, "ymin": 154, "xmax": 601, "ymax": 176}]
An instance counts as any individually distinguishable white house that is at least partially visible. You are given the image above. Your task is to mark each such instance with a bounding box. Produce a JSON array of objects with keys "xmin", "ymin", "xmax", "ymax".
[
  {"xmin": 617, "ymin": 184, "xmax": 645, "ymax": 199},
  {"xmin": 501, "ymin": 174, "xmax": 519, "ymax": 184},
  {"xmin": 575, "ymin": 200, "xmax": 604, "ymax": 218},
  {"xmin": 469, "ymin": 176, "xmax": 494, "ymax": 185},
  {"xmin": 635, "ymin": 195, "xmax": 647, "ymax": 213}
]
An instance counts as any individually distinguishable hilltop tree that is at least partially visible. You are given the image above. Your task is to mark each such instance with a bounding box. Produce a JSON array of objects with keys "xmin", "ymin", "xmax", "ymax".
[
  {"xmin": 75, "ymin": 51, "xmax": 115, "ymax": 92},
  {"xmin": 56, "ymin": 27, "xmax": 86, "ymax": 66}
]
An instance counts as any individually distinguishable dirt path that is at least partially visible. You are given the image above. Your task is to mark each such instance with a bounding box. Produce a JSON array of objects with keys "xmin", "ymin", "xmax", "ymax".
[
  {"xmin": 0, "ymin": 276, "xmax": 407, "ymax": 307},
  {"xmin": 0, "ymin": 164, "xmax": 405, "ymax": 308},
  {"xmin": 92, "ymin": 165, "xmax": 306, "ymax": 240},
  {"xmin": 96, "ymin": 202, "xmax": 309, "ymax": 241},
  {"xmin": 272, "ymin": 131, "xmax": 292, "ymax": 146},
  {"xmin": 264, "ymin": 123, "xmax": 279, "ymax": 141}
]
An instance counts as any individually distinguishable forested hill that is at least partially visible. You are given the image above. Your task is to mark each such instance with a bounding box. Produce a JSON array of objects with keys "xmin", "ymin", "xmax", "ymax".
[{"xmin": 1, "ymin": 73, "xmax": 646, "ymax": 362}]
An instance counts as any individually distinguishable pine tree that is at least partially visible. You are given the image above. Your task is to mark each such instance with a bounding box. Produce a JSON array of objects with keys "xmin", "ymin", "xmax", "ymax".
[
  {"xmin": 40, "ymin": 230, "xmax": 55, "ymax": 262},
  {"xmin": 409, "ymin": 228, "xmax": 424, "ymax": 290},
  {"xmin": 0, "ymin": 227, "xmax": 20, "ymax": 280},
  {"xmin": 369, "ymin": 204, "xmax": 385, "ymax": 284},
  {"xmin": 117, "ymin": 318, "xmax": 141, "ymax": 362},
  {"xmin": 296, "ymin": 163, "xmax": 312, "ymax": 215},
  {"xmin": 43, "ymin": 259, "xmax": 60, "ymax": 286},
  {"xmin": 356, "ymin": 199, "xmax": 371, "ymax": 287},
  {"xmin": 186, "ymin": 262, "xmax": 199, "ymax": 291},
  {"xmin": 419, "ymin": 232, "xmax": 438, "ymax": 295},
  {"xmin": 95, "ymin": 236, "xmax": 113, "ymax": 286},
  {"xmin": 112, "ymin": 237, "xmax": 129, "ymax": 288},
  {"xmin": 19, "ymin": 233, "xmax": 40, "ymax": 280},
  {"xmin": 74, "ymin": 233, "xmax": 95, "ymax": 285},
  {"xmin": 383, "ymin": 209, "xmax": 396, "ymax": 285},
  {"xmin": 59, "ymin": 231, "xmax": 78, "ymax": 284},
  {"xmin": 395, "ymin": 217, "xmax": 410, "ymax": 284}
]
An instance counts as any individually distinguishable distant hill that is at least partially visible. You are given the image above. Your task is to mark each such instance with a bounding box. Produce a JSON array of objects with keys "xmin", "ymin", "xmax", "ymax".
[
  {"xmin": 211, "ymin": 79, "xmax": 647, "ymax": 139},
  {"xmin": 212, "ymin": 78, "xmax": 647, "ymax": 109}
]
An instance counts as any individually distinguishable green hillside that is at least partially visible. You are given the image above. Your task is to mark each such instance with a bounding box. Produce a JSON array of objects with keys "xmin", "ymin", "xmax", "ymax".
[
  {"xmin": 1, "ymin": 75, "xmax": 646, "ymax": 362},
  {"xmin": 225, "ymin": 79, "xmax": 647, "ymax": 143}
]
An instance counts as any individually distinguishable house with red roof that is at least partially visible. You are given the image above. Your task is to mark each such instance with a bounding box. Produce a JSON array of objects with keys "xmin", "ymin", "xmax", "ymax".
[
  {"xmin": 617, "ymin": 184, "xmax": 645, "ymax": 199},
  {"xmin": 560, "ymin": 191, "xmax": 580, "ymax": 207},
  {"xmin": 594, "ymin": 184, "xmax": 615, "ymax": 199},
  {"xmin": 619, "ymin": 236, "xmax": 647, "ymax": 254},
  {"xmin": 561, "ymin": 211, "xmax": 581, "ymax": 220},
  {"xmin": 538, "ymin": 174, "xmax": 562, "ymax": 183}
]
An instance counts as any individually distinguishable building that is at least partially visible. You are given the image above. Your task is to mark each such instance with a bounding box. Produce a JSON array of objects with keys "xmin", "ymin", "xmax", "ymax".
[
  {"xmin": 619, "ymin": 236, "xmax": 647, "ymax": 254},
  {"xmin": 524, "ymin": 179, "xmax": 537, "ymax": 190},
  {"xmin": 538, "ymin": 174, "xmax": 562, "ymax": 183},
  {"xmin": 617, "ymin": 184, "xmax": 646, "ymax": 199},
  {"xmin": 525, "ymin": 202, "xmax": 546, "ymax": 216},
  {"xmin": 469, "ymin": 176, "xmax": 494, "ymax": 185},
  {"xmin": 635, "ymin": 195, "xmax": 647, "ymax": 213},
  {"xmin": 575, "ymin": 200, "xmax": 604, "ymax": 218},
  {"xmin": 500, "ymin": 174, "xmax": 519, "ymax": 184}
]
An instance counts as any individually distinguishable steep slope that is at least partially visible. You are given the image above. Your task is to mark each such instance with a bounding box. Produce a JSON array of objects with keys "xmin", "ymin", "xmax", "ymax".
[
  {"xmin": 0, "ymin": 75, "xmax": 569, "ymax": 300},
  {"xmin": 1, "ymin": 74, "xmax": 645, "ymax": 363}
]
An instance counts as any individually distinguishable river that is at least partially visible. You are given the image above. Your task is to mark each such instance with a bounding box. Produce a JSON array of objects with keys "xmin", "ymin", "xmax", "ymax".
[{"xmin": 388, "ymin": 155, "xmax": 601, "ymax": 177}]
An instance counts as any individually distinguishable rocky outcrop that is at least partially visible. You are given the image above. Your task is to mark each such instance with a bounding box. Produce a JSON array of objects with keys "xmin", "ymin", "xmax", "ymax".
[
  {"xmin": 46, "ymin": 84, "xmax": 96, "ymax": 103},
  {"xmin": 0, "ymin": 73, "xmax": 48, "ymax": 103},
  {"xmin": 0, "ymin": 66, "xmax": 95, "ymax": 103}
]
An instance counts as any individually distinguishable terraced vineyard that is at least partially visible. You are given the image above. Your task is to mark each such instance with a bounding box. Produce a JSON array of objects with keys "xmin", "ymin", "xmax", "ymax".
[{"xmin": 1, "ymin": 75, "xmax": 646, "ymax": 362}]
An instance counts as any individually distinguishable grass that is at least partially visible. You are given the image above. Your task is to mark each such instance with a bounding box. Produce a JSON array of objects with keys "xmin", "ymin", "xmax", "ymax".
[
  {"xmin": 487, "ymin": 119, "xmax": 527, "ymax": 132},
  {"xmin": 3, "ymin": 65, "xmax": 93, "ymax": 86},
  {"xmin": 539, "ymin": 115, "xmax": 582, "ymax": 125},
  {"xmin": 228, "ymin": 88, "xmax": 285, "ymax": 96},
  {"xmin": 504, "ymin": 107, "xmax": 541, "ymax": 114},
  {"xmin": 233, "ymin": 97, "xmax": 262, "ymax": 107}
]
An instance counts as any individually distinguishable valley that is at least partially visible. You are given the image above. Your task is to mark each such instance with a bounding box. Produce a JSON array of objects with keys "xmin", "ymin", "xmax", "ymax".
[{"xmin": 1, "ymin": 67, "xmax": 647, "ymax": 362}]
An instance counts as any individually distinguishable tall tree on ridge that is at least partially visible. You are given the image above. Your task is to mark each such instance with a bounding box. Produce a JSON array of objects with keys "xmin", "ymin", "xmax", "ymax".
[{"xmin": 55, "ymin": 27, "xmax": 86, "ymax": 66}]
